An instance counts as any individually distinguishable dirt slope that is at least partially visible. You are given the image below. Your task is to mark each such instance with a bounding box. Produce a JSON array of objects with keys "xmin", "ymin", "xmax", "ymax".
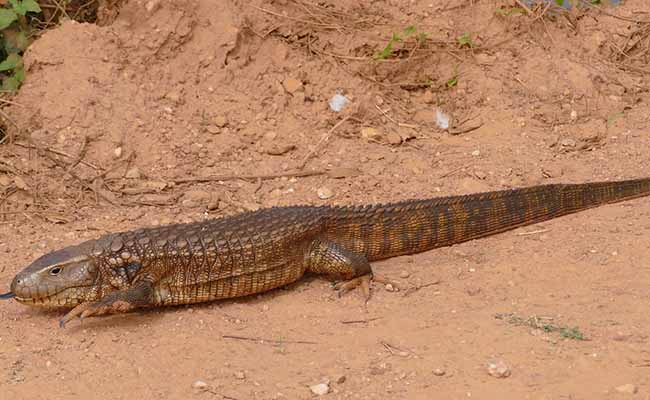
[{"xmin": 2, "ymin": 0, "xmax": 650, "ymax": 399}]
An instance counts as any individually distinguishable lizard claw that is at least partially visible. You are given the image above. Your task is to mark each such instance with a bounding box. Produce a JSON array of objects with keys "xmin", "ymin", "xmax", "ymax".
[
  {"xmin": 334, "ymin": 275, "xmax": 372, "ymax": 301},
  {"xmin": 334, "ymin": 273, "xmax": 401, "ymax": 302},
  {"xmin": 59, "ymin": 302, "xmax": 93, "ymax": 328}
]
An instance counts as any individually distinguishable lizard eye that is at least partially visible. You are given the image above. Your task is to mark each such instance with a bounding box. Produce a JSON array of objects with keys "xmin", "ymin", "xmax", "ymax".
[{"xmin": 50, "ymin": 267, "xmax": 62, "ymax": 276}]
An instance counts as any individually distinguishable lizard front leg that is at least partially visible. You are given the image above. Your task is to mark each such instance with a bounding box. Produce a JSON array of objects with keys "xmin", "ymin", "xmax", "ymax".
[
  {"xmin": 59, "ymin": 280, "xmax": 155, "ymax": 328},
  {"xmin": 306, "ymin": 239, "xmax": 398, "ymax": 300}
]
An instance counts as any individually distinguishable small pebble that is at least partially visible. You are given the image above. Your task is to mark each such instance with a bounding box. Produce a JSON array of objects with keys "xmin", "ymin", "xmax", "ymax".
[
  {"xmin": 309, "ymin": 383, "xmax": 330, "ymax": 396},
  {"xmin": 207, "ymin": 199, "xmax": 220, "ymax": 211},
  {"xmin": 360, "ymin": 127, "xmax": 381, "ymax": 139},
  {"xmin": 487, "ymin": 360, "xmax": 511, "ymax": 378},
  {"xmin": 385, "ymin": 283, "xmax": 397, "ymax": 292},
  {"xmin": 433, "ymin": 368, "xmax": 445, "ymax": 376},
  {"xmin": 234, "ymin": 371, "xmax": 245, "ymax": 380},
  {"xmin": 192, "ymin": 380, "xmax": 208, "ymax": 390},
  {"xmin": 399, "ymin": 271, "xmax": 410, "ymax": 279},
  {"xmin": 213, "ymin": 115, "xmax": 228, "ymax": 127},
  {"xmin": 125, "ymin": 167, "xmax": 142, "ymax": 179},
  {"xmin": 615, "ymin": 384, "xmax": 638, "ymax": 394},
  {"xmin": 283, "ymin": 77, "xmax": 303, "ymax": 94},
  {"xmin": 317, "ymin": 187, "xmax": 334, "ymax": 200},
  {"xmin": 560, "ymin": 138, "xmax": 576, "ymax": 147},
  {"xmin": 334, "ymin": 374, "xmax": 346, "ymax": 384},
  {"xmin": 113, "ymin": 147, "xmax": 123, "ymax": 158},
  {"xmin": 471, "ymin": 149, "xmax": 480, "ymax": 156},
  {"xmin": 570, "ymin": 110, "xmax": 578, "ymax": 121}
]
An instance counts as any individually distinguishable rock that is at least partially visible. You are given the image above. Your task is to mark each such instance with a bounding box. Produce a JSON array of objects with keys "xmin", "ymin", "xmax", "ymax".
[
  {"xmin": 361, "ymin": 127, "xmax": 381, "ymax": 139},
  {"xmin": 192, "ymin": 380, "xmax": 208, "ymax": 390},
  {"xmin": 560, "ymin": 138, "xmax": 576, "ymax": 148},
  {"xmin": 385, "ymin": 283, "xmax": 397, "ymax": 292},
  {"xmin": 207, "ymin": 198, "xmax": 220, "ymax": 211},
  {"xmin": 471, "ymin": 149, "xmax": 480, "ymax": 157},
  {"xmin": 570, "ymin": 110, "xmax": 578, "ymax": 121},
  {"xmin": 283, "ymin": 77, "xmax": 303, "ymax": 94},
  {"xmin": 615, "ymin": 384, "xmax": 638, "ymax": 394},
  {"xmin": 145, "ymin": 0, "xmax": 161, "ymax": 13},
  {"xmin": 263, "ymin": 130, "xmax": 278, "ymax": 141},
  {"xmin": 181, "ymin": 190, "xmax": 211, "ymax": 208},
  {"xmin": 213, "ymin": 115, "xmax": 228, "ymax": 128},
  {"xmin": 334, "ymin": 374, "xmax": 346, "ymax": 384},
  {"xmin": 309, "ymin": 383, "xmax": 330, "ymax": 396},
  {"xmin": 487, "ymin": 360, "xmax": 511, "ymax": 378},
  {"xmin": 433, "ymin": 368, "xmax": 445, "ymax": 376},
  {"xmin": 113, "ymin": 147, "xmax": 123, "ymax": 158},
  {"xmin": 234, "ymin": 371, "xmax": 246, "ymax": 380},
  {"xmin": 399, "ymin": 271, "xmax": 410, "ymax": 278},
  {"xmin": 317, "ymin": 187, "xmax": 334, "ymax": 200},
  {"xmin": 125, "ymin": 167, "xmax": 142, "ymax": 179},
  {"xmin": 0, "ymin": 175, "xmax": 11, "ymax": 186},
  {"xmin": 386, "ymin": 132, "xmax": 403, "ymax": 145},
  {"xmin": 206, "ymin": 125, "xmax": 221, "ymax": 134},
  {"xmin": 165, "ymin": 89, "xmax": 182, "ymax": 104}
]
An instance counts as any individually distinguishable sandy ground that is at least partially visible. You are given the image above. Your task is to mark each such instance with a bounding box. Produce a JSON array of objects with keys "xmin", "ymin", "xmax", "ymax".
[{"xmin": 1, "ymin": 0, "xmax": 650, "ymax": 399}]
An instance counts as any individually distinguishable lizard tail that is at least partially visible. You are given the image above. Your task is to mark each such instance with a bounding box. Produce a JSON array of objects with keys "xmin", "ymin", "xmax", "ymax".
[{"xmin": 326, "ymin": 177, "xmax": 650, "ymax": 261}]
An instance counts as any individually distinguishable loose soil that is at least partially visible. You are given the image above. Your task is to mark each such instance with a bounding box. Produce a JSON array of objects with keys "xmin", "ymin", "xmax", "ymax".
[{"xmin": 2, "ymin": 1, "xmax": 650, "ymax": 399}]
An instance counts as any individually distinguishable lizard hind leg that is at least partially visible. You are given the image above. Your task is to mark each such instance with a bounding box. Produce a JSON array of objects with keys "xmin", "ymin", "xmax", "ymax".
[{"xmin": 306, "ymin": 240, "xmax": 396, "ymax": 301}]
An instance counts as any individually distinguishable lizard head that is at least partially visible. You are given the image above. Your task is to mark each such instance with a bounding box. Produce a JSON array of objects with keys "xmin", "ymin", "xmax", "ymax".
[{"xmin": 1, "ymin": 244, "xmax": 100, "ymax": 307}]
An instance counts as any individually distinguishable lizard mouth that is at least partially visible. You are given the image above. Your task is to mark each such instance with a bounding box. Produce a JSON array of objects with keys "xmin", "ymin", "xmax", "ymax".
[{"xmin": 12, "ymin": 285, "xmax": 93, "ymax": 307}]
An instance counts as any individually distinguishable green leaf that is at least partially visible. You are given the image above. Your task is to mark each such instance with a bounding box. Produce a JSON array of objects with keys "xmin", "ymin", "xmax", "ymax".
[
  {"xmin": 13, "ymin": 65, "xmax": 24, "ymax": 82},
  {"xmin": 3, "ymin": 29, "xmax": 29, "ymax": 52},
  {"xmin": 446, "ymin": 75, "xmax": 458, "ymax": 88},
  {"xmin": 20, "ymin": 0, "xmax": 41, "ymax": 13},
  {"xmin": 403, "ymin": 25, "xmax": 417, "ymax": 36},
  {"xmin": 374, "ymin": 41, "xmax": 393, "ymax": 60},
  {"xmin": 457, "ymin": 32, "xmax": 474, "ymax": 48},
  {"xmin": 2, "ymin": 75, "xmax": 20, "ymax": 91},
  {"xmin": 0, "ymin": 8, "xmax": 18, "ymax": 30},
  {"xmin": 10, "ymin": 0, "xmax": 41, "ymax": 16},
  {"xmin": 0, "ymin": 53, "xmax": 22, "ymax": 72}
]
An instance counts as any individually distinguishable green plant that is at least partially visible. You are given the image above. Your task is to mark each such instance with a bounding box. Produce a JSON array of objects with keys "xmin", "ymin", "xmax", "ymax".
[
  {"xmin": 446, "ymin": 66, "xmax": 459, "ymax": 88},
  {"xmin": 0, "ymin": 0, "xmax": 41, "ymax": 91},
  {"xmin": 456, "ymin": 32, "xmax": 474, "ymax": 48},
  {"xmin": 374, "ymin": 25, "xmax": 429, "ymax": 60},
  {"xmin": 495, "ymin": 313, "xmax": 588, "ymax": 341}
]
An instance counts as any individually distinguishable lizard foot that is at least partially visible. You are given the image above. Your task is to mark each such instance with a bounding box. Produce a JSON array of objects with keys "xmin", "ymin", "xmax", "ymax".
[
  {"xmin": 59, "ymin": 298, "xmax": 135, "ymax": 328},
  {"xmin": 334, "ymin": 273, "xmax": 401, "ymax": 301},
  {"xmin": 59, "ymin": 281, "xmax": 153, "ymax": 328}
]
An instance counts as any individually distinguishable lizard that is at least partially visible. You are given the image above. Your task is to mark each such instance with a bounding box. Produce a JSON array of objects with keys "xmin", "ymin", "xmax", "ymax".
[{"xmin": 2, "ymin": 177, "xmax": 650, "ymax": 327}]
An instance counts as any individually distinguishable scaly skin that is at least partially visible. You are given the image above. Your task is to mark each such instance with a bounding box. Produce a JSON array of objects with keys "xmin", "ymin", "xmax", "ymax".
[{"xmin": 3, "ymin": 177, "xmax": 650, "ymax": 326}]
